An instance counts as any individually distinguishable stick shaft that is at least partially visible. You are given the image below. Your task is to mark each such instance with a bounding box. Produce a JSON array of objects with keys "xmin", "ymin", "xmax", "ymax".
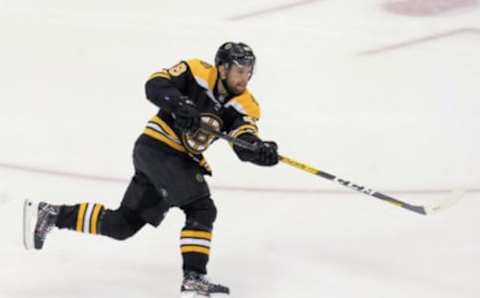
[
  {"xmin": 279, "ymin": 155, "xmax": 426, "ymax": 215},
  {"xmin": 204, "ymin": 127, "xmax": 427, "ymax": 215}
]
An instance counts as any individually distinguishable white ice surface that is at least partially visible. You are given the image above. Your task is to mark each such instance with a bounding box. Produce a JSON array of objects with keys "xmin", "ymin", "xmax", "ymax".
[{"xmin": 1, "ymin": 0, "xmax": 479, "ymax": 297}]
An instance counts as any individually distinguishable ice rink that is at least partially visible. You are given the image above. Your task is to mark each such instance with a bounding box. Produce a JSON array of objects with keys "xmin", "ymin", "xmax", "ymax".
[{"xmin": 1, "ymin": 0, "xmax": 479, "ymax": 297}]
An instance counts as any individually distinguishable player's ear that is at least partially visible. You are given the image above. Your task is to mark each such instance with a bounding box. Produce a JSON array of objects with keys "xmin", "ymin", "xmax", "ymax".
[{"xmin": 218, "ymin": 65, "xmax": 228, "ymax": 80}]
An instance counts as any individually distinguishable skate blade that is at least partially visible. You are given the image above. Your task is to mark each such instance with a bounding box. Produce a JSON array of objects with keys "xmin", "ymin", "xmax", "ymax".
[
  {"xmin": 181, "ymin": 291, "xmax": 209, "ymax": 298},
  {"xmin": 181, "ymin": 291, "xmax": 229, "ymax": 298},
  {"xmin": 23, "ymin": 199, "xmax": 38, "ymax": 250}
]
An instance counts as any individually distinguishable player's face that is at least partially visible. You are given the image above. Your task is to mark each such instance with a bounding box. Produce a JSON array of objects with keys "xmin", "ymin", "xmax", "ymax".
[{"xmin": 225, "ymin": 64, "xmax": 253, "ymax": 95}]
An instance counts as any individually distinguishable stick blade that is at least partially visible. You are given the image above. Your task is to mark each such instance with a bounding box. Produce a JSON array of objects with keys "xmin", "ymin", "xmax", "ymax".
[
  {"xmin": 425, "ymin": 190, "xmax": 465, "ymax": 215},
  {"xmin": 23, "ymin": 199, "xmax": 38, "ymax": 250}
]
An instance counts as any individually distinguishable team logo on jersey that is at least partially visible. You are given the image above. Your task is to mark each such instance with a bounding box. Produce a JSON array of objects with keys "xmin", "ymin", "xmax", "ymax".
[{"xmin": 182, "ymin": 113, "xmax": 223, "ymax": 154}]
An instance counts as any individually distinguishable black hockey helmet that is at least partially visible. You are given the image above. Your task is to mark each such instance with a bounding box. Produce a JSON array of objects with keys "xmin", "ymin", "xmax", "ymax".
[{"xmin": 214, "ymin": 42, "xmax": 256, "ymax": 69}]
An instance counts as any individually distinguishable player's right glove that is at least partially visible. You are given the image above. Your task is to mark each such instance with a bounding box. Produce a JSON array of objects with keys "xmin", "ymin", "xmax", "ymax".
[
  {"xmin": 252, "ymin": 140, "xmax": 279, "ymax": 166},
  {"xmin": 234, "ymin": 134, "xmax": 279, "ymax": 166},
  {"xmin": 165, "ymin": 95, "xmax": 201, "ymax": 133}
]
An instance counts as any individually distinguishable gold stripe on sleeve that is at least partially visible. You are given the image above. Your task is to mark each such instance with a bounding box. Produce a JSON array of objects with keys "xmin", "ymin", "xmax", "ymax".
[
  {"xmin": 148, "ymin": 70, "xmax": 171, "ymax": 80},
  {"xmin": 231, "ymin": 124, "xmax": 258, "ymax": 138}
]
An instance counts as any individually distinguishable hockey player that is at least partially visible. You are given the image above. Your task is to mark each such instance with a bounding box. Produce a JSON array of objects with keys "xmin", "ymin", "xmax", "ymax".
[{"xmin": 23, "ymin": 41, "xmax": 279, "ymax": 297}]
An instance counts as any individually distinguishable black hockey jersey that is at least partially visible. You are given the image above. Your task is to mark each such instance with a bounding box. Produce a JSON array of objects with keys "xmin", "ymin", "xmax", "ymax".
[{"xmin": 139, "ymin": 58, "xmax": 261, "ymax": 175}]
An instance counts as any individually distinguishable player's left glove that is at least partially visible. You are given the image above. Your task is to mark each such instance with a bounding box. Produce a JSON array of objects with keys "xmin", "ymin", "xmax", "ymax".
[{"xmin": 167, "ymin": 96, "xmax": 201, "ymax": 133}]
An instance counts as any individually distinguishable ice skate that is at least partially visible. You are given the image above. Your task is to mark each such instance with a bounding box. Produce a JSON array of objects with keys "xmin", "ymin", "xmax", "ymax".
[
  {"xmin": 23, "ymin": 199, "xmax": 60, "ymax": 250},
  {"xmin": 181, "ymin": 271, "xmax": 229, "ymax": 297}
]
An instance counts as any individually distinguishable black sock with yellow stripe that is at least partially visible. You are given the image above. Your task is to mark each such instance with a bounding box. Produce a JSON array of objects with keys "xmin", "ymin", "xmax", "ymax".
[
  {"xmin": 56, "ymin": 203, "xmax": 105, "ymax": 235},
  {"xmin": 181, "ymin": 227, "xmax": 212, "ymax": 274}
]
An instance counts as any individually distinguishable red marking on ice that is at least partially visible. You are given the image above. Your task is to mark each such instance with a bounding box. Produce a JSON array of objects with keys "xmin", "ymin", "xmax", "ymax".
[
  {"xmin": 360, "ymin": 28, "xmax": 480, "ymax": 55},
  {"xmin": 227, "ymin": 0, "xmax": 322, "ymax": 21},
  {"xmin": 0, "ymin": 162, "xmax": 127, "ymax": 184},
  {"xmin": 1, "ymin": 161, "xmax": 479, "ymax": 195},
  {"xmin": 383, "ymin": 0, "xmax": 479, "ymax": 17}
]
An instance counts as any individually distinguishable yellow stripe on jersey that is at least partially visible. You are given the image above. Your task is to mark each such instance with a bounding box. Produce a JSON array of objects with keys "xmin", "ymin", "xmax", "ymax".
[
  {"xmin": 225, "ymin": 91, "xmax": 261, "ymax": 120},
  {"xmin": 142, "ymin": 116, "xmax": 213, "ymax": 174},
  {"xmin": 144, "ymin": 128, "xmax": 187, "ymax": 152},
  {"xmin": 90, "ymin": 204, "xmax": 103, "ymax": 235},
  {"xmin": 150, "ymin": 116, "xmax": 179, "ymax": 139},
  {"xmin": 181, "ymin": 230, "xmax": 212, "ymax": 240},
  {"xmin": 76, "ymin": 203, "xmax": 87, "ymax": 232},
  {"xmin": 148, "ymin": 69, "xmax": 171, "ymax": 80},
  {"xmin": 144, "ymin": 115, "xmax": 186, "ymax": 152},
  {"xmin": 186, "ymin": 59, "xmax": 218, "ymax": 91},
  {"xmin": 181, "ymin": 246, "xmax": 210, "ymax": 255}
]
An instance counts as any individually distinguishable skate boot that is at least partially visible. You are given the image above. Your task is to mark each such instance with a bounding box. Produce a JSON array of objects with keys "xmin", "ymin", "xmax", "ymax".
[
  {"xmin": 181, "ymin": 271, "xmax": 230, "ymax": 297},
  {"xmin": 23, "ymin": 199, "xmax": 60, "ymax": 250}
]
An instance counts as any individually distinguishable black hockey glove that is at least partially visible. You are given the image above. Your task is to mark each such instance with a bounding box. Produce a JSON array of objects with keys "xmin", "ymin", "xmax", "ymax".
[
  {"xmin": 252, "ymin": 140, "xmax": 279, "ymax": 166},
  {"xmin": 165, "ymin": 96, "xmax": 201, "ymax": 133},
  {"xmin": 234, "ymin": 134, "xmax": 279, "ymax": 166}
]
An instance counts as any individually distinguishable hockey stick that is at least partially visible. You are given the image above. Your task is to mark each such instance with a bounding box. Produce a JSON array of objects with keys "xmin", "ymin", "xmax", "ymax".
[{"xmin": 202, "ymin": 127, "xmax": 463, "ymax": 215}]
